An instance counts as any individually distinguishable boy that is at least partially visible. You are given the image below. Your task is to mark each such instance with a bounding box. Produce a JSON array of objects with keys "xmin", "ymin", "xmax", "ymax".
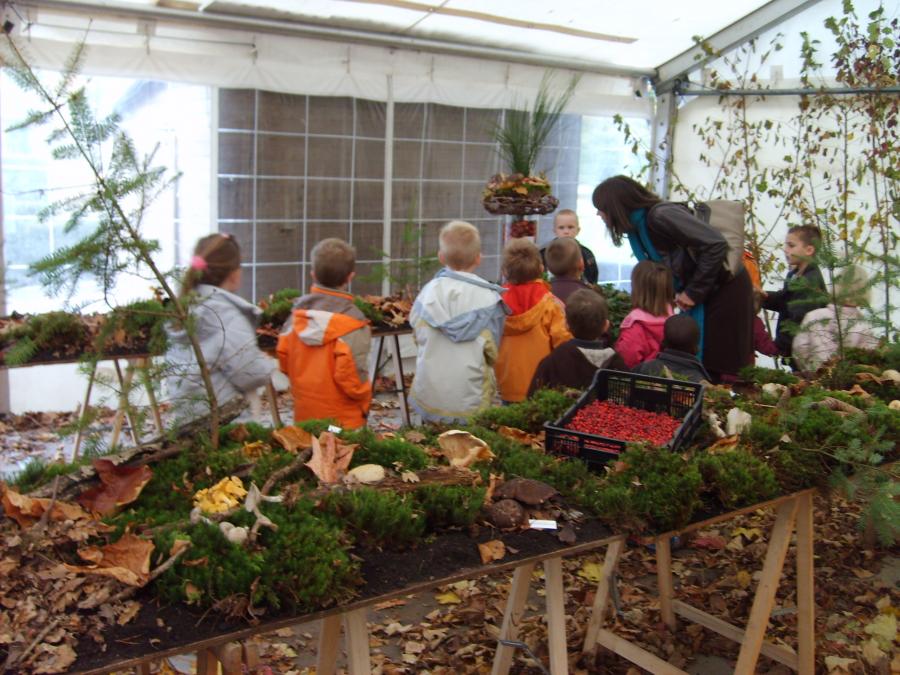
[
  {"xmin": 633, "ymin": 314, "xmax": 711, "ymax": 384},
  {"xmin": 545, "ymin": 236, "xmax": 591, "ymax": 304},
  {"xmin": 277, "ymin": 238, "xmax": 372, "ymax": 428},
  {"xmin": 540, "ymin": 209, "xmax": 598, "ymax": 284},
  {"xmin": 761, "ymin": 225, "xmax": 827, "ymax": 367},
  {"xmin": 495, "ymin": 238, "xmax": 571, "ymax": 403},
  {"xmin": 528, "ymin": 289, "xmax": 625, "ymax": 396},
  {"xmin": 409, "ymin": 221, "xmax": 507, "ymax": 423}
]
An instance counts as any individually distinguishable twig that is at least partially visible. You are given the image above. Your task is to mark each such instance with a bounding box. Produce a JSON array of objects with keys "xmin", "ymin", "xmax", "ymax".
[
  {"xmin": 261, "ymin": 449, "xmax": 312, "ymax": 496},
  {"xmin": 1, "ymin": 617, "xmax": 62, "ymax": 672}
]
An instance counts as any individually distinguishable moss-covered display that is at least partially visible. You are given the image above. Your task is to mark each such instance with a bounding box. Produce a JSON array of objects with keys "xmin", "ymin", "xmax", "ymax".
[
  {"xmin": 412, "ymin": 484, "xmax": 486, "ymax": 530},
  {"xmin": 697, "ymin": 449, "xmax": 780, "ymax": 510},
  {"xmin": 471, "ymin": 388, "xmax": 574, "ymax": 433},
  {"xmin": 2, "ymin": 311, "xmax": 87, "ymax": 365}
]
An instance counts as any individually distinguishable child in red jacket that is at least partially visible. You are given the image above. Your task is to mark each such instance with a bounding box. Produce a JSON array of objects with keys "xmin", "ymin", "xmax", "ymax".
[{"xmin": 615, "ymin": 260, "xmax": 674, "ymax": 368}]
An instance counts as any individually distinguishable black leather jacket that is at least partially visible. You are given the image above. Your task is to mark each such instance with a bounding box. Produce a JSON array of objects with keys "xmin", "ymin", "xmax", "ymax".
[{"xmin": 644, "ymin": 202, "xmax": 729, "ymax": 305}]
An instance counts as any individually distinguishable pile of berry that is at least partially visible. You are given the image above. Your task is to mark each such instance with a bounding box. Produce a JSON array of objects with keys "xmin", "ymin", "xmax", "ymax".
[{"xmin": 565, "ymin": 400, "xmax": 681, "ymax": 446}]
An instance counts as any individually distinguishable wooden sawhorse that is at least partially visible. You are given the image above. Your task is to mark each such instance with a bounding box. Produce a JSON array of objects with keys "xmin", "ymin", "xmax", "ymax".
[
  {"xmin": 368, "ymin": 327, "xmax": 413, "ymax": 427},
  {"xmin": 583, "ymin": 489, "xmax": 816, "ymax": 674}
]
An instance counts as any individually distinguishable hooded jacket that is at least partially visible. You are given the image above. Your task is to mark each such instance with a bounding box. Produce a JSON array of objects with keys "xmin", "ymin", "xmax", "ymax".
[
  {"xmin": 277, "ymin": 286, "xmax": 372, "ymax": 429},
  {"xmin": 528, "ymin": 338, "xmax": 626, "ymax": 396},
  {"xmin": 410, "ymin": 268, "xmax": 507, "ymax": 423},
  {"xmin": 762, "ymin": 263, "xmax": 827, "ymax": 359},
  {"xmin": 615, "ymin": 307, "xmax": 674, "ymax": 369},
  {"xmin": 495, "ymin": 280, "xmax": 572, "ymax": 403},
  {"xmin": 166, "ymin": 284, "xmax": 275, "ymax": 421},
  {"xmin": 632, "ymin": 348, "xmax": 712, "ymax": 384},
  {"xmin": 792, "ymin": 304, "xmax": 880, "ymax": 372}
]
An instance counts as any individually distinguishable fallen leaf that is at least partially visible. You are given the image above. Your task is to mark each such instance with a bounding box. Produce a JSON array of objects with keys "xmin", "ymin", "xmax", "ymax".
[
  {"xmin": 77, "ymin": 459, "xmax": 153, "ymax": 516},
  {"xmin": 863, "ymin": 613, "xmax": 896, "ymax": 650},
  {"xmin": 400, "ymin": 471, "xmax": 420, "ymax": 484},
  {"xmin": 862, "ymin": 638, "xmax": 886, "ymax": 666},
  {"xmin": 227, "ymin": 424, "xmax": 251, "ymax": 443},
  {"xmin": 241, "ymin": 440, "xmax": 270, "ymax": 459},
  {"xmin": 66, "ymin": 533, "xmax": 154, "ymax": 586},
  {"xmin": 477, "ymin": 539, "xmax": 506, "ymax": 564},
  {"xmin": 436, "ymin": 430, "xmax": 495, "ymax": 468},
  {"xmin": 272, "ymin": 426, "xmax": 314, "ymax": 453},
  {"xmin": 435, "ymin": 591, "xmax": 462, "ymax": 604},
  {"xmin": 691, "ymin": 535, "xmax": 727, "ymax": 550},
  {"xmin": 2, "ymin": 487, "xmax": 93, "ymax": 528},
  {"xmin": 305, "ymin": 432, "xmax": 356, "ymax": 484},
  {"xmin": 497, "ymin": 426, "xmax": 544, "ymax": 450},
  {"xmin": 732, "ymin": 526, "xmax": 762, "ymax": 541},
  {"xmin": 577, "ymin": 561, "xmax": 603, "ymax": 583},
  {"xmin": 705, "ymin": 435, "xmax": 740, "ymax": 454},
  {"xmin": 851, "ymin": 567, "xmax": 874, "ymax": 579},
  {"xmin": 736, "ymin": 570, "xmax": 752, "ymax": 589},
  {"xmin": 824, "ymin": 655, "xmax": 857, "ymax": 672},
  {"xmin": 404, "ymin": 431, "xmax": 426, "ymax": 443}
]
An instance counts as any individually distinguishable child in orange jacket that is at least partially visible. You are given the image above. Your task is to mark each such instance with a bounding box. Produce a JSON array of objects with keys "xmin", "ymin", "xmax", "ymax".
[
  {"xmin": 277, "ymin": 238, "xmax": 372, "ymax": 428},
  {"xmin": 495, "ymin": 238, "xmax": 572, "ymax": 403}
]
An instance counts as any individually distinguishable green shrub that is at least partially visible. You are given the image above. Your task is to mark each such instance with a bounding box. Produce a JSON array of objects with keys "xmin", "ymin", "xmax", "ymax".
[
  {"xmin": 321, "ymin": 488, "xmax": 425, "ymax": 549},
  {"xmin": 471, "ymin": 389, "xmax": 574, "ymax": 433},
  {"xmin": 413, "ymin": 485, "xmax": 486, "ymax": 530},
  {"xmin": 745, "ymin": 419, "xmax": 783, "ymax": 450},
  {"xmin": 96, "ymin": 299, "xmax": 168, "ymax": 355},
  {"xmin": 765, "ymin": 444, "xmax": 829, "ymax": 493},
  {"xmin": 738, "ymin": 365, "xmax": 799, "ymax": 386},
  {"xmin": 341, "ymin": 428, "xmax": 429, "ymax": 471},
  {"xmin": 697, "ymin": 449, "xmax": 780, "ymax": 510},
  {"xmin": 353, "ymin": 297, "xmax": 384, "ymax": 325},
  {"xmin": 3, "ymin": 311, "xmax": 86, "ymax": 365},
  {"xmin": 260, "ymin": 288, "xmax": 302, "ymax": 326}
]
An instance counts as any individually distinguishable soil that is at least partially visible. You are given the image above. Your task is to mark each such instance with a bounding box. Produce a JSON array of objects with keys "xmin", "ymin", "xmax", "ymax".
[{"xmin": 69, "ymin": 518, "xmax": 612, "ymax": 673}]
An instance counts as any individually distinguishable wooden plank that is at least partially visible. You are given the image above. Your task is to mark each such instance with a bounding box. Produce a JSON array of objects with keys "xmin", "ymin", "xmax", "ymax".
[
  {"xmin": 734, "ymin": 497, "xmax": 798, "ymax": 674},
  {"xmin": 582, "ymin": 537, "xmax": 624, "ymax": 653},
  {"xmin": 316, "ymin": 614, "xmax": 342, "ymax": 675},
  {"xmin": 656, "ymin": 536, "xmax": 676, "ymax": 631},
  {"xmin": 138, "ymin": 357, "xmax": 164, "ymax": 434},
  {"xmin": 343, "ymin": 608, "xmax": 370, "ymax": 675},
  {"xmin": 265, "ymin": 379, "xmax": 283, "ymax": 427},
  {"xmin": 543, "ymin": 557, "xmax": 568, "ymax": 675},
  {"xmin": 672, "ymin": 600, "xmax": 799, "ymax": 669},
  {"xmin": 72, "ymin": 360, "xmax": 97, "ymax": 461},
  {"xmin": 795, "ymin": 490, "xmax": 815, "ymax": 675},
  {"xmin": 492, "ymin": 562, "xmax": 536, "ymax": 675},
  {"xmin": 242, "ymin": 640, "xmax": 260, "ymax": 669},
  {"xmin": 136, "ymin": 664, "xmax": 151, "ymax": 675},
  {"xmin": 210, "ymin": 641, "xmax": 242, "ymax": 674},
  {"xmin": 594, "ymin": 629, "xmax": 688, "ymax": 675},
  {"xmin": 195, "ymin": 649, "xmax": 217, "ymax": 675}
]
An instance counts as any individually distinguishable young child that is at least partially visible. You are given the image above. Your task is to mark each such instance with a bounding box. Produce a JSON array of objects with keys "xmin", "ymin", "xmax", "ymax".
[
  {"xmin": 495, "ymin": 238, "xmax": 572, "ymax": 403},
  {"xmin": 615, "ymin": 260, "xmax": 675, "ymax": 369},
  {"xmin": 546, "ymin": 236, "xmax": 591, "ymax": 304},
  {"xmin": 541, "ymin": 209, "xmax": 599, "ymax": 284},
  {"xmin": 793, "ymin": 264, "xmax": 880, "ymax": 372},
  {"xmin": 277, "ymin": 238, "xmax": 372, "ymax": 429},
  {"xmin": 528, "ymin": 289, "xmax": 626, "ymax": 395},
  {"xmin": 167, "ymin": 233, "xmax": 275, "ymax": 419},
  {"xmin": 762, "ymin": 225, "xmax": 827, "ymax": 367},
  {"xmin": 409, "ymin": 221, "xmax": 507, "ymax": 423},
  {"xmin": 633, "ymin": 314, "xmax": 712, "ymax": 384}
]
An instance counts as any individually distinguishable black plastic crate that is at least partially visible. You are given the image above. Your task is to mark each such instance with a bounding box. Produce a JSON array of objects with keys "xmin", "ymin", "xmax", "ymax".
[{"xmin": 544, "ymin": 369, "xmax": 704, "ymax": 471}]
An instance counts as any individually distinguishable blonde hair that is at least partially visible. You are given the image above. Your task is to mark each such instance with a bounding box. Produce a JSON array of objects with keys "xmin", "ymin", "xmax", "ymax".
[
  {"xmin": 502, "ymin": 238, "xmax": 543, "ymax": 284},
  {"xmin": 834, "ymin": 264, "xmax": 871, "ymax": 306},
  {"xmin": 439, "ymin": 221, "xmax": 481, "ymax": 270},
  {"xmin": 545, "ymin": 237, "xmax": 581, "ymax": 277},
  {"xmin": 312, "ymin": 238, "xmax": 356, "ymax": 288},
  {"xmin": 554, "ymin": 209, "xmax": 579, "ymax": 226},
  {"xmin": 630, "ymin": 260, "xmax": 674, "ymax": 317}
]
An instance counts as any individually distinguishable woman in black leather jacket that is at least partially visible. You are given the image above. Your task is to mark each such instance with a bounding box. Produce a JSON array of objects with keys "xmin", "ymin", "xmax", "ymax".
[{"xmin": 592, "ymin": 175, "xmax": 753, "ymax": 381}]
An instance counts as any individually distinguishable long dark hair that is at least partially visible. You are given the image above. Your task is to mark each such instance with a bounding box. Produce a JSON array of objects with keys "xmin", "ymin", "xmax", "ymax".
[
  {"xmin": 592, "ymin": 176, "xmax": 661, "ymax": 246},
  {"xmin": 180, "ymin": 234, "xmax": 241, "ymax": 297}
]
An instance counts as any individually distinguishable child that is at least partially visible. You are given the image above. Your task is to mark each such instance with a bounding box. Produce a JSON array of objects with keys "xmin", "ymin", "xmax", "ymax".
[
  {"xmin": 793, "ymin": 264, "xmax": 880, "ymax": 372},
  {"xmin": 633, "ymin": 314, "xmax": 712, "ymax": 384},
  {"xmin": 615, "ymin": 260, "xmax": 675, "ymax": 369},
  {"xmin": 752, "ymin": 293, "xmax": 780, "ymax": 361},
  {"xmin": 167, "ymin": 233, "xmax": 275, "ymax": 419},
  {"xmin": 495, "ymin": 238, "xmax": 572, "ymax": 403},
  {"xmin": 277, "ymin": 238, "xmax": 372, "ymax": 429},
  {"xmin": 541, "ymin": 209, "xmax": 599, "ymax": 284},
  {"xmin": 761, "ymin": 225, "xmax": 827, "ymax": 367},
  {"xmin": 546, "ymin": 236, "xmax": 591, "ymax": 304},
  {"xmin": 409, "ymin": 221, "xmax": 507, "ymax": 423},
  {"xmin": 528, "ymin": 289, "xmax": 626, "ymax": 395}
]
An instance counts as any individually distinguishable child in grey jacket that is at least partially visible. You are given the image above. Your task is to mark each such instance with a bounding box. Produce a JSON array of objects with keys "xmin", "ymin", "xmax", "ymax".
[{"xmin": 166, "ymin": 234, "xmax": 275, "ymax": 421}]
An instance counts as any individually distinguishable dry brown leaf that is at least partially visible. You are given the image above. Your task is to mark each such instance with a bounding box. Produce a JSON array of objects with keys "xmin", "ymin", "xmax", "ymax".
[
  {"xmin": 272, "ymin": 425, "xmax": 314, "ymax": 453},
  {"xmin": 241, "ymin": 440, "xmax": 270, "ymax": 459},
  {"xmin": 477, "ymin": 539, "xmax": 506, "ymax": 564},
  {"xmin": 497, "ymin": 426, "xmax": 544, "ymax": 450},
  {"xmin": 77, "ymin": 459, "xmax": 153, "ymax": 516},
  {"xmin": 66, "ymin": 533, "xmax": 154, "ymax": 586},
  {"xmin": 227, "ymin": 424, "xmax": 251, "ymax": 443},
  {"xmin": 705, "ymin": 435, "xmax": 740, "ymax": 454},
  {"xmin": 437, "ymin": 430, "xmax": 495, "ymax": 468},
  {"xmin": 305, "ymin": 432, "xmax": 357, "ymax": 484},
  {"xmin": 483, "ymin": 473, "xmax": 503, "ymax": 505},
  {"xmin": 2, "ymin": 486, "xmax": 93, "ymax": 528},
  {"xmin": 404, "ymin": 430, "xmax": 427, "ymax": 443}
]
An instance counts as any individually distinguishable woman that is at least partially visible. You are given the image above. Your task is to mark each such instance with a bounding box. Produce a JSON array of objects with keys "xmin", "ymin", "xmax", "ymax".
[{"xmin": 592, "ymin": 176, "xmax": 753, "ymax": 381}]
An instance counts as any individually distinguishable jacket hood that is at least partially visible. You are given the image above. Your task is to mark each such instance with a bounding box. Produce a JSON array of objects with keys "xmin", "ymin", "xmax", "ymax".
[
  {"xmin": 504, "ymin": 292, "xmax": 558, "ymax": 335},
  {"xmin": 169, "ymin": 284, "xmax": 261, "ymax": 340},
  {"xmin": 291, "ymin": 308, "xmax": 368, "ymax": 347},
  {"xmin": 503, "ymin": 280, "xmax": 551, "ymax": 316},
  {"xmin": 412, "ymin": 268, "xmax": 507, "ymax": 344},
  {"xmin": 620, "ymin": 306, "xmax": 673, "ymax": 330}
]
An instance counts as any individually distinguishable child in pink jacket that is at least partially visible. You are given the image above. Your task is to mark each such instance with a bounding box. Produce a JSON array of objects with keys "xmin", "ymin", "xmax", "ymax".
[{"xmin": 616, "ymin": 260, "xmax": 675, "ymax": 368}]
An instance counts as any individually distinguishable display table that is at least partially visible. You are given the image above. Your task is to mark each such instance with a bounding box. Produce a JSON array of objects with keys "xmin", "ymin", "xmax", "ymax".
[{"xmin": 368, "ymin": 326, "xmax": 414, "ymax": 427}]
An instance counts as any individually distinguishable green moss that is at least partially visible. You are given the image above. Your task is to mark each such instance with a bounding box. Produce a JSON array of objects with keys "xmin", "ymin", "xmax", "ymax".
[
  {"xmin": 320, "ymin": 488, "xmax": 425, "ymax": 549},
  {"xmin": 745, "ymin": 419, "xmax": 783, "ymax": 451},
  {"xmin": 697, "ymin": 449, "xmax": 780, "ymax": 510},
  {"xmin": 295, "ymin": 419, "xmax": 337, "ymax": 436},
  {"xmin": 3, "ymin": 311, "xmax": 86, "ymax": 365},
  {"xmin": 738, "ymin": 365, "xmax": 799, "ymax": 386},
  {"xmin": 765, "ymin": 445, "xmax": 829, "ymax": 492},
  {"xmin": 412, "ymin": 485, "xmax": 486, "ymax": 530},
  {"xmin": 96, "ymin": 299, "xmax": 168, "ymax": 355},
  {"xmin": 260, "ymin": 288, "xmax": 302, "ymax": 327},
  {"xmin": 471, "ymin": 389, "xmax": 574, "ymax": 433},
  {"xmin": 341, "ymin": 427, "xmax": 429, "ymax": 471},
  {"xmin": 220, "ymin": 422, "xmax": 274, "ymax": 448}
]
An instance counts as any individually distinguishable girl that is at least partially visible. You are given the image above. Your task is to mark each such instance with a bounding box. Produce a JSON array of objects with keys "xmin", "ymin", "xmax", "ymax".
[
  {"xmin": 615, "ymin": 260, "xmax": 674, "ymax": 368},
  {"xmin": 592, "ymin": 176, "xmax": 754, "ymax": 381},
  {"xmin": 166, "ymin": 234, "xmax": 274, "ymax": 419}
]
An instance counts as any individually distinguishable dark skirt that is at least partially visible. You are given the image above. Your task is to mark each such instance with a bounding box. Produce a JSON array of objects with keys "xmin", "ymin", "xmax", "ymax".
[{"xmin": 703, "ymin": 266, "xmax": 754, "ymax": 378}]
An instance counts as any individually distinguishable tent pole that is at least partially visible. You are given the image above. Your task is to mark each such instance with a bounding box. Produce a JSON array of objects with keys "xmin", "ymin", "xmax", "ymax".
[{"xmin": 649, "ymin": 92, "xmax": 677, "ymax": 199}]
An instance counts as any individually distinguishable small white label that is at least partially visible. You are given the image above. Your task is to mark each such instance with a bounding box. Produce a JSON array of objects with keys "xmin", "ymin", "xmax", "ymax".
[
  {"xmin": 327, "ymin": 425, "xmax": 343, "ymax": 434},
  {"xmin": 528, "ymin": 519, "xmax": 558, "ymax": 530}
]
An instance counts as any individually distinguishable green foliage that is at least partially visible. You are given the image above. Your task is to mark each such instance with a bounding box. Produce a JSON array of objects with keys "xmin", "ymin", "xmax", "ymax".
[
  {"xmin": 260, "ymin": 288, "xmax": 302, "ymax": 327},
  {"xmin": 10, "ymin": 458, "xmax": 50, "ymax": 493},
  {"xmin": 738, "ymin": 366, "xmax": 799, "ymax": 386},
  {"xmin": 697, "ymin": 449, "xmax": 780, "ymax": 510},
  {"xmin": 471, "ymin": 389, "xmax": 574, "ymax": 433},
  {"xmin": 95, "ymin": 299, "xmax": 169, "ymax": 355},
  {"xmin": 341, "ymin": 427, "xmax": 430, "ymax": 471},
  {"xmin": 766, "ymin": 444, "xmax": 829, "ymax": 493},
  {"xmin": 597, "ymin": 283, "xmax": 632, "ymax": 342},
  {"xmin": 845, "ymin": 343, "xmax": 900, "ymax": 371},
  {"xmin": 412, "ymin": 485, "xmax": 486, "ymax": 530},
  {"xmin": 321, "ymin": 488, "xmax": 425, "ymax": 549},
  {"xmin": 2, "ymin": 311, "xmax": 86, "ymax": 365},
  {"xmin": 295, "ymin": 419, "xmax": 337, "ymax": 436},
  {"xmin": 220, "ymin": 422, "xmax": 274, "ymax": 447},
  {"xmin": 353, "ymin": 297, "xmax": 384, "ymax": 325},
  {"xmin": 594, "ymin": 446, "xmax": 702, "ymax": 533},
  {"xmin": 744, "ymin": 418, "xmax": 783, "ymax": 450}
]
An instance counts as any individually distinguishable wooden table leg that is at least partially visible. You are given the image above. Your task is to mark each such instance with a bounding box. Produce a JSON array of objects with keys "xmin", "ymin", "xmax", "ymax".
[
  {"xmin": 138, "ymin": 358, "xmax": 164, "ymax": 434},
  {"xmin": 136, "ymin": 663, "xmax": 151, "ymax": 675},
  {"xmin": 734, "ymin": 497, "xmax": 799, "ymax": 674},
  {"xmin": 368, "ymin": 335, "xmax": 385, "ymax": 384},
  {"xmin": 388, "ymin": 334, "xmax": 411, "ymax": 427},
  {"xmin": 111, "ymin": 359, "xmax": 140, "ymax": 449},
  {"xmin": 796, "ymin": 491, "xmax": 815, "ymax": 675},
  {"xmin": 656, "ymin": 535, "xmax": 677, "ymax": 631},
  {"xmin": 343, "ymin": 608, "xmax": 370, "ymax": 675},
  {"xmin": 582, "ymin": 538, "xmax": 624, "ymax": 654},
  {"xmin": 317, "ymin": 613, "xmax": 343, "ymax": 675},
  {"xmin": 72, "ymin": 360, "xmax": 97, "ymax": 461},
  {"xmin": 492, "ymin": 562, "xmax": 536, "ymax": 675},
  {"xmin": 210, "ymin": 641, "xmax": 243, "ymax": 674},
  {"xmin": 196, "ymin": 648, "xmax": 217, "ymax": 675},
  {"xmin": 266, "ymin": 378, "xmax": 283, "ymax": 427},
  {"xmin": 544, "ymin": 556, "xmax": 568, "ymax": 674}
]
